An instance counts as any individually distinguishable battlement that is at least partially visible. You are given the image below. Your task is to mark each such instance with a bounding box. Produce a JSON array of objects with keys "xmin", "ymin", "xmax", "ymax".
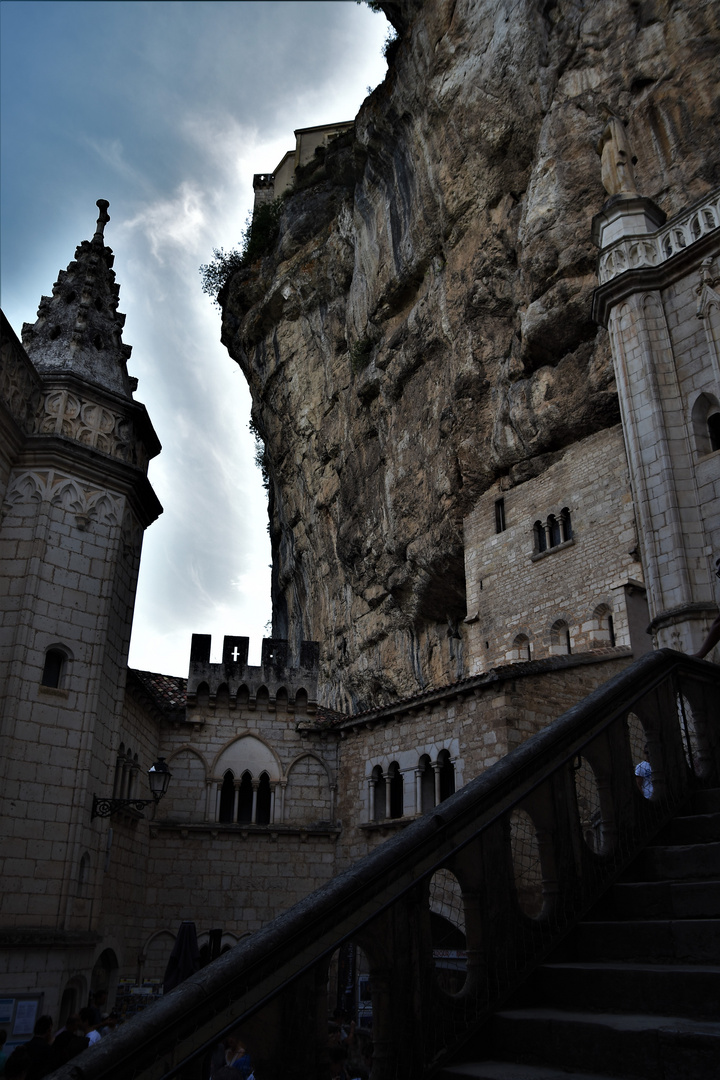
[{"xmin": 186, "ymin": 635, "xmax": 319, "ymax": 712}]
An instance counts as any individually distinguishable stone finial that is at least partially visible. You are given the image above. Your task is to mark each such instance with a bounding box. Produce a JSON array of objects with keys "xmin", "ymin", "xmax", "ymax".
[
  {"xmin": 93, "ymin": 199, "xmax": 110, "ymax": 243},
  {"xmin": 596, "ymin": 106, "xmax": 639, "ymax": 198}
]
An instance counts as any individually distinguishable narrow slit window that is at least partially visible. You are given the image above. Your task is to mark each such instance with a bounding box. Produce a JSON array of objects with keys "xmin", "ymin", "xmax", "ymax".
[{"xmin": 495, "ymin": 498, "xmax": 506, "ymax": 534}]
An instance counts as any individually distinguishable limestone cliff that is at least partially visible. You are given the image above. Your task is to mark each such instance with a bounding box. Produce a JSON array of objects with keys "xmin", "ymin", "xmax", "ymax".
[{"xmin": 220, "ymin": 0, "xmax": 720, "ymax": 711}]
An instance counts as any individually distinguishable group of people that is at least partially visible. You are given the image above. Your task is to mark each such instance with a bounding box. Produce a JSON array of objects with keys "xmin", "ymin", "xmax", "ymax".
[{"xmin": 0, "ymin": 1006, "xmax": 121, "ymax": 1080}]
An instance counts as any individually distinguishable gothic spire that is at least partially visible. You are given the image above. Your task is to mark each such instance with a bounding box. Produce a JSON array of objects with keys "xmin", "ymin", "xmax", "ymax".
[{"xmin": 21, "ymin": 199, "xmax": 135, "ymax": 398}]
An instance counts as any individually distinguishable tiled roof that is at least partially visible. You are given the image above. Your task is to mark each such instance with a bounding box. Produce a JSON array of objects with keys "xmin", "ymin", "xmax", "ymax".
[{"xmin": 128, "ymin": 669, "xmax": 187, "ymax": 713}]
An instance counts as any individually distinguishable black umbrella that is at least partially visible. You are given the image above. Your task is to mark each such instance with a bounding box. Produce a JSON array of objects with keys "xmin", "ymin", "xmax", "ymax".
[{"xmin": 162, "ymin": 921, "xmax": 200, "ymax": 994}]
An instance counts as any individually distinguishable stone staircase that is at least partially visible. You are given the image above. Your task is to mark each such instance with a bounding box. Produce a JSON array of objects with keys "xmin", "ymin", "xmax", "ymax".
[{"xmin": 441, "ymin": 789, "xmax": 720, "ymax": 1080}]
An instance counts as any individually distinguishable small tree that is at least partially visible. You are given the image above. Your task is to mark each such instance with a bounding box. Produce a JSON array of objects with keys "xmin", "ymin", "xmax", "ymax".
[{"xmin": 200, "ymin": 197, "xmax": 285, "ymax": 304}]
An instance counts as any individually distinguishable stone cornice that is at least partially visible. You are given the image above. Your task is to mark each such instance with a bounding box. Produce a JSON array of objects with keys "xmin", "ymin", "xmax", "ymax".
[
  {"xmin": 13, "ymin": 437, "xmax": 162, "ymax": 527},
  {"xmin": 0, "ymin": 927, "xmax": 101, "ymax": 948},
  {"xmin": 592, "ymin": 227, "xmax": 720, "ymax": 327}
]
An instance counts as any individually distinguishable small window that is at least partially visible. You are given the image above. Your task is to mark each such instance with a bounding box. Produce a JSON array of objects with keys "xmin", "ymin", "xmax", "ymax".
[
  {"xmin": 548, "ymin": 515, "xmax": 561, "ymax": 548},
  {"xmin": 534, "ymin": 520, "xmax": 546, "ymax": 554},
  {"xmin": 218, "ymin": 771, "xmax": 235, "ymax": 823},
  {"xmin": 42, "ymin": 648, "xmax": 67, "ymax": 688},
  {"xmin": 495, "ymin": 498, "xmax": 506, "ymax": 533},
  {"xmin": 389, "ymin": 763, "xmax": 403, "ymax": 819},
  {"xmin": 709, "ymin": 412, "xmax": 720, "ymax": 452}
]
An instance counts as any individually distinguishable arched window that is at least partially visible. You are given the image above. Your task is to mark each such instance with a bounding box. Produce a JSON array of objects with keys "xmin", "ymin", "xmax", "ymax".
[
  {"xmin": 550, "ymin": 619, "xmax": 572, "ymax": 655},
  {"xmin": 389, "ymin": 762, "xmax": 403, "ymax": 819},
  {"xmin": 256, "ymin": 773, "xmax": 272, "ymax": 825},
  {"xmin": 195, "ymin": 682, "xmax": 210, "ymax": 708},
  {"xmin": 237, "ymin": 772, "xmax": 254, "ymax": 823},
  {"xmin": 42, "ymin": 647, "xmax": 68, "ymax": 688},
  {"xmin": 218, "ymin": 771, "xmax": 235, "ymax": 823},
  {"xmin": 78, "ymin": 853, "xmax": 90, "ymax": 894},
  {"xmin": 437, "ymin": 750, "xmax": 455, "ymax": 801},
  {"xmin": 513, "ymin": 633, "xmax": 532, "ymax": 661},
  {"xmin": 560, "ymin": 507, "xmax": 572, "ymax": 541},
  {"xmin": 419, "ymin": 754, "xmax": 435, "ymax": 813},
  {"xmin": 548, "ymin": 514, "xmax": 561, "ymax": 548},
  {"xmin": 533, "ymin": 520, "xmax": 546, "ymax": 554},
  {"xmin": 709, "ymin": 412, "xmax": 720, "ymax": 452},
  {"xmin": 692, "ymin": 392, "xmax": 720, "ymax": 456},
  {"xmin": 371, "ymin": 765, "xmax": 385, "ymax": 822}
]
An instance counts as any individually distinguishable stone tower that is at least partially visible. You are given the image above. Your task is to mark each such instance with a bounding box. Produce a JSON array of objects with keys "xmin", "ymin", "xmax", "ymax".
[
  {"xmin": 592, "ymin": 180, "xmax": 720, "ymax": 653},
  {"xmin": 0, "ymin": 201, "xmax": 161, "ymax": 1020}
]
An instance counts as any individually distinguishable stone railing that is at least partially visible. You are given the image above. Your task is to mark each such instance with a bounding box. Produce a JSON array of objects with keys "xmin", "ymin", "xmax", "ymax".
[
  {"xmin": 598, "ymin": 187, "xmax": 720, "ymax": 284},
  {"xmin": 49, "ymin": 650, "xmax": 720, "ymax": 1080}
]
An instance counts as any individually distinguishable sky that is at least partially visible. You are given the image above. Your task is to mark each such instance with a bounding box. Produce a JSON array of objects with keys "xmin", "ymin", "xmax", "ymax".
[{"xmin": 0, "ymin": 1, "xmax": 388, "ymax": 675}]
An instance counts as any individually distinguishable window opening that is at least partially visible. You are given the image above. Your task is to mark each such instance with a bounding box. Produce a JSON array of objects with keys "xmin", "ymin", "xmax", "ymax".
[
  {"xmin": 218, "ymin": 771, "xmax": 235, "ymax": 823},
  {"xmin": 495, "ymin": 498, "xmax": 506, "ymax": 534},
  {"xmin": 256, "ymin": 773, "xmax": 272, "ymax": 825},
  {"xmin": 534, "ymin": 520, "xmax": 546, "ymax": 554},
  {"xmin": 42, "ymin": 648, "xmax": 66, "ymax": 688},
  {"xmin": 438, "ymin": 750, "xmax": 455, "ymax": 801},
  {"xmin": 710, "ymin": 412, "xmax": 720, "ymax": 452},
  {"xmin": 237, "ymin": 772, "xmax": 254, "ymax": 823},
  {"xmin": 389, "ymin": 763, "xmax": 403, "ymax": 819}
]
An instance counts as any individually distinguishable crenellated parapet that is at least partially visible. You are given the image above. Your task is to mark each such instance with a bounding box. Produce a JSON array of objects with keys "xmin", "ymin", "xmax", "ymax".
[{"xmin": 186, "ymin": 634, "xmax": 320, "ymax": 714}]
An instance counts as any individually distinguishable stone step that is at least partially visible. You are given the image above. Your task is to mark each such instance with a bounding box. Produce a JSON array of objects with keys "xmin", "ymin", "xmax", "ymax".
[
  {"xmin": 524, "ymin": 961, "xmax": 720, "ymax": 1019},
  {"xmin": 690, "ymin": 789, "xmax": 720, "ymax": 815},
  {"xmin": 571, "ymin": 918, "xmax": 720, "ymax": 963},
  {"xmin": 591, "ymin": 879, "xmax": 720, "ymax": 920},
  {"xmin": 621, "ymin": 840, "xmax": 720, "ymax": 882},
  {"xmin": 439, "ymin": 1062, "xmax": 633, "ymax": 1080},
  {"xmin": 657, "ymin": 812, "xmax": 720, "ymax": 845},
  {"xmin": 488, "ymin": 1008, "xmax": 720, "ymax": 1079}
]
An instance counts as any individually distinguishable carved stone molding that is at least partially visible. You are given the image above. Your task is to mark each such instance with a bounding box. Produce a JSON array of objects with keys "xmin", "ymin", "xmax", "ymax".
[
  {"xmin": 3, "ymin": 468, "xmax": 124, "ymax": 527},
  {"xmin": 34, "ymin": 387, "xmax": 146, "ymax": 469},
  {"xmin": 597, "ymin": 189, "xmax": 720, "ymax": 285}
]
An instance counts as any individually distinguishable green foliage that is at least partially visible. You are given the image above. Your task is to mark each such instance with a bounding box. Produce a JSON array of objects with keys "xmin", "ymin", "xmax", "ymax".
[
  {"xmin": 349, "ymin": 337, "xmax": 374, "ymax": 374},
  {"xmin": 249, "ymin": 418, "xmax": 270, "ymax": 491},
  {"xmin": 199, "ymin": 197, "xmax": 285, "ymax": 303}
]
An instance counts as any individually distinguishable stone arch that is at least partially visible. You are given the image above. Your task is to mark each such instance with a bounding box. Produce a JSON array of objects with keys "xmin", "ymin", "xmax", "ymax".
[
  {"xmin": 294, "ymin": 687, "xmax": 309, "ymax": 713},
  {"xmin": 215, "ymin": 682, "xmax": 230, "ymax": 707},
  {"xmin": 508, "ymin": 632, "xmax": 532, "ymax": 662},
  {"xmin": 588, "ymin": 601, "xmax": 616, "ymax": 648},
  {"xmin": 255, "ymin": 684, "xmax": 269, "ymax": 708},
  {"xmin": 41, "ymin": 642, "xmax": 72, "ymax": 688},
  {"xmin": 275, "ymin": 686, "xmax": 289, "ymax": 711},
  {"xmin": 195, "ymin": 681, "xmax": 210, "ymax": 708},
  {"xmin": 236, "ymin": 683, "xmax": 250, "ymax": 706},
  {"xmin": 141, "ymin": 930, "xmax": 175, "ymax": 982},
  {"xmin": 691, "ymin": 391, "xmax": 720, "ymax": 456},
  {"xmin": 50, "ymin": 477, "xmax": 86, "ymax": 514},
  {"xmin": 212, "ymin": 734, "xmax": 281, "ymax": 782},
  {"xmin": 549, "ymin": 619, "xmax": 572, "ymax": 655},
  {"xmin": 162, "ymin": 746, "xmax": 208, "ymax": 823},
  {"xmin": 284, "ymin": 752, "xmax": 333, "ymax": 825},
  {"xmin": 388, "ymin": 761, "xmax": 403, "ymax": 819},
  {"xmin": 419, "ymin": 753, "xmax": 435, "ymax": 812},
  {"xmin": 4, "ymin": 470, "xmax": 45, "ymax": 505}
]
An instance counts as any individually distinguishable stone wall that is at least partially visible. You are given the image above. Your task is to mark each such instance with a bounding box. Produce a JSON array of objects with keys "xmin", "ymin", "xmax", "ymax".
[
  {"xmin": 463, "ymin": 426, "xmax": 650, "ymax": 673},
  {"xmin": 334, "ymin": 652, "xmax": 633, "ymax": 868}
]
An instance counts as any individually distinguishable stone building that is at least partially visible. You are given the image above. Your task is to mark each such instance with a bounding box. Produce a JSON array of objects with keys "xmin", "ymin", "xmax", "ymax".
[{"xmin": 1, "ymin": 177, "xmax": 719, "ymax": 1048}]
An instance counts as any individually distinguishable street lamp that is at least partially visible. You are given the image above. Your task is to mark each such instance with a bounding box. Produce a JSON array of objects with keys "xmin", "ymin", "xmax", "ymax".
[{"xmin": 91, "ymin": 757, "xmax": 172, "ymax": 819}]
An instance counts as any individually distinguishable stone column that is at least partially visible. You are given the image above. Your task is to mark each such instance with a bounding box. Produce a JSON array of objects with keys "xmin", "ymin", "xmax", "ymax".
[
  {"xmin": 415, "ymin": 769, "xmax": 423, "ymax": 815},
  {"xmin": 232, "ymin": 784, "xmax": 240, "ymax": 823},
  {"xmin": 269, "ymin": 783, "xmax": 277, "ymax": 824},
  {"xmin": 384, "ymin": 773, "xmax": 392, "ymax": 819},
  {"xmin": 279, "ymin": 780, "xmax": 287, "ymax": 823},
  {"xmin": 433, "ymin": 763, "xmax": 441, "ymax": 807},
  {"xmin": 367, "ymin": 777, "xmax": 376, "ymax": 823},
  {"xmin": 251, "ymin": 780, "xmax": 259, "ymax": 824}
]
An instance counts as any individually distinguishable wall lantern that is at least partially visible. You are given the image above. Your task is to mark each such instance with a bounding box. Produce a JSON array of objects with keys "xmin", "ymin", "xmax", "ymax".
[{"xmin": 91, "ymin": 757, "xmax": 172, "ymax": 819}]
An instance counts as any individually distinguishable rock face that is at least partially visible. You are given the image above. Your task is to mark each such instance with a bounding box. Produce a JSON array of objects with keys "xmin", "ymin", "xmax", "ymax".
[{"xmin": 220, "ymin": 0, "xmax": 720, "ymax": 711}]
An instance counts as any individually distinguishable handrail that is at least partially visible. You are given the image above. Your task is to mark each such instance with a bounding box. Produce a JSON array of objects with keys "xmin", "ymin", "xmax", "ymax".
[{"xmin": 52, "ymin": 650, "xmax": 720, "ymax": 1080}]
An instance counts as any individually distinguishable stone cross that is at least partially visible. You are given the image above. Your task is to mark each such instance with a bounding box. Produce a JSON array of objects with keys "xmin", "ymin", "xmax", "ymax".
[{"xmin": 232, "ymin": 647, "xmax": 240, "ymax": 662}]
